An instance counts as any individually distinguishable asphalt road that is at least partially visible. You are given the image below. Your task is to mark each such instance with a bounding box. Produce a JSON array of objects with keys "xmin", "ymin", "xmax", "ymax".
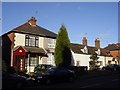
[{"xmin": 26, "ymin": 71, "xmax": 120, "ymax": 89}]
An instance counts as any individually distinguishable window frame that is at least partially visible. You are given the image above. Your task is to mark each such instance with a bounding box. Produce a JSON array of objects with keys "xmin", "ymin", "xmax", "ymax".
[{"xmin": 25, "ymin": 35, "xmax": 39, "ymax": 47}]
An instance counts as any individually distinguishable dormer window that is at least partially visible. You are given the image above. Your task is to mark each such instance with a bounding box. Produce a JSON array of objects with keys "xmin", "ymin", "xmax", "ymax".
[
  {"xmin": 95, "ymin": 49, "xmax": 101, "ymax": 55},
  {"xmin": 81, "ymin": 46, "xmax": 88, "ymax": 53}
]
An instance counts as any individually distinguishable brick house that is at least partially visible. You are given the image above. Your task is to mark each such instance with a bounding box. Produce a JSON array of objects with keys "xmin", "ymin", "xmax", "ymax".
[
  {"xmin": 2, "ymin": 17, "xmax": 57, "ymax": 73},
  {"xmin": 104, "ymin": 43, "xmax": 120, "ymax": 64}
]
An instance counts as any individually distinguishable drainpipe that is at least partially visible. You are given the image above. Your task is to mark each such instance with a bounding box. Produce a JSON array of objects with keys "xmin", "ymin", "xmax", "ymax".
[{"xmin": 11, "ymin": 49, "xmax": 13, "ymax": 67}]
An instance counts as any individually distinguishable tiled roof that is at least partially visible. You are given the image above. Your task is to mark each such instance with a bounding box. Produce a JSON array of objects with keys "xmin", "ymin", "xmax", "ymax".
[
  {"xmin": 70, "ymin": 43, "xmax": 84, "ymax": 54},
  {"xmin": 70, "ymin": 43, "xmax": 98, "ymax": 55},
  {"xmin": 70, "ymin": 43, "xmax": 111, "ymax": 56},
  {"xmin": 104, "ymin": 43, "xmax": 120, "ymax": 51},
  {"xmin": 100, "ymin": 48, "xmax": 112, "ymax": 57},
  {"xmin": 11, "ymin": 22, "xmax": 57, "ymax": 38}
]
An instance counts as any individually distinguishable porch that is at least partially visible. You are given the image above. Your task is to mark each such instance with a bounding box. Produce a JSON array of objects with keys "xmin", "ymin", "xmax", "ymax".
[{"xmin": 12, "ymin": 46, "xmax": 48, "ymax": 73}]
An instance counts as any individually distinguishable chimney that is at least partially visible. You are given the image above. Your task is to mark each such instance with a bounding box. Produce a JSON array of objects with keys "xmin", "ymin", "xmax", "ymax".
[
  {"xmin": 95, "ymin": 38, "xmax": 100, "ymax": 49},
  {"xmin": 82, "ymin": 37, "xmax": 87, "ymax": 46},
  {"xmin": 28, "ymin": 16, "xmax": 37, "ymax": 27}
]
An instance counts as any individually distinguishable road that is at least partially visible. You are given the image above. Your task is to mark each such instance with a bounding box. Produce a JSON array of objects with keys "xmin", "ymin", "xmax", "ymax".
[{"xmin": 26, "ymin": 71, "xmax": 120, "ymax": 89}]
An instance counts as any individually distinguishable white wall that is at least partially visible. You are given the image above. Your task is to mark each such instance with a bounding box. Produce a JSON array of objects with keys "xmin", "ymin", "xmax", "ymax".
[
  {"xmin": 72, "ymin": 52, "xmax": 106, "ymax": 70},
  {"xmin": 14, "ymin": 33, "xmax": 25, "ymax": 47},
  {"xmin": 39, "ymin": 37, "xmax": 44, "ymax": 48},
  {"xmin": 72, "ymin": 52, "xmax": 90, "ymax": 70},
  {"xmin": 97, "ymin": 56, "xmax": 105, "ymax": 68}
]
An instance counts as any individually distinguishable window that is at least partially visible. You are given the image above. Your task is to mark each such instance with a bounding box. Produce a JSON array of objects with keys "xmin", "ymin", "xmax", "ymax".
[
  {"xmin": 81, "ymin": 46, "xmax": 88, "ymax": 53},
  {"xmin": 30, "ymin": 57, "xmax": 38, "ymax": 66},
  {"xmin": 76, "ymin": 61, "xmax": 80, "ymax": 66},
  {"xmin": 25, "ymin": 35, "xmax": 39, "ymax": 47},
  {"xmin": 47, "ymin": 53, "xmax": 54, "ymax": 65},
  {"xmin": 98, "ymin": 61, "xmax": 103, "ymax": 66},
  {"xmin": 48, "ymin": 38, "xmax": 55, "ymax": 48}
]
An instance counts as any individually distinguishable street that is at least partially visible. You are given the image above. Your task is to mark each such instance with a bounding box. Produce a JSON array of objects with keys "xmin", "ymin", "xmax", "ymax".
[{"xmin": 25, "ymin": 71, "xmax": 120, "ymax": 89}]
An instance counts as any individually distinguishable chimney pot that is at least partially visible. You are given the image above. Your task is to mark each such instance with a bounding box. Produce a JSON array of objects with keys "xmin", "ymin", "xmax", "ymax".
[{"xmin": 28, "ymin": 16, "xmax": 37, "ymax": 26}]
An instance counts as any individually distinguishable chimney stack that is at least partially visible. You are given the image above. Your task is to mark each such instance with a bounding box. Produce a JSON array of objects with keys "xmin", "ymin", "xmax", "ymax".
[
  {"xmin": 82, "ymin": 37, "xmax": 87, "ymax": 46},
  {"xmin": 28, "ymin": 16, "xmax": 37, "ymax": 27},
  {"xmin": 95, "ymin": 38, "xmax": 100, "ymax": 49}
]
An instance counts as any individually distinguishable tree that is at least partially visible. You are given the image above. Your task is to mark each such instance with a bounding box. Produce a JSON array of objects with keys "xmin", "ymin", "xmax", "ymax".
[
  {"xmin": 54, "ymin": 25, "xmax": 71, "ymax": 67},
  {"xmin": 89, "ymin": 53, "xmax": 100, "ymax": 71},
  {"xmin": 2, "ymin": 59, "xmax": 7, "ymax": 71}
]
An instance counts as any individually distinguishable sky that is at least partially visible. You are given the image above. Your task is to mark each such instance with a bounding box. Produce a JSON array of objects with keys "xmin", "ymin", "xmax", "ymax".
[{"xmin": 1, "ymin": 1, "xmax": 119, "ymax": 48}]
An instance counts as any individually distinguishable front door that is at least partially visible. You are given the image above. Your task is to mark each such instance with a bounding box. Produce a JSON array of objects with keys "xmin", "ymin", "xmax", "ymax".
[
  {"xmin": 13, "ymin": 46, "xmax": 26, "ymax": 72},
  {"xmin": 15, "ymin": 56, "xmax": 25, "ymax": 72}
]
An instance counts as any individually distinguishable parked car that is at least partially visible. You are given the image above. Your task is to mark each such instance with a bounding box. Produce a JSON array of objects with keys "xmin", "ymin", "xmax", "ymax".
[
  {"xmin": 33, "ymin": 64, "xmax": 54, "ymax": 76},
  {"xmin": 102, "ymin": 64, "xmax": 120, "ymax": 71},
  {"xmin": 2, "ymin": 70, "xmax": 28, "ymax": 89},
  {"xmin": 33, "ymin": 67, "xmax": 76, "ymax": 85}
]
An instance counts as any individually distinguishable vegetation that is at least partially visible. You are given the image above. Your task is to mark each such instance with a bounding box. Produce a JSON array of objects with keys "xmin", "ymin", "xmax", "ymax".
[
  {"xmin": 89, "ymin": 53, "xmax": 100, "ymax": 71},
  {"xmin": 2, "ymin": 59, "xmax": 7, "ymax": 71},
  {"xmin": 54, "ymin": 25, "xmax": 71, "ymax": 67}
]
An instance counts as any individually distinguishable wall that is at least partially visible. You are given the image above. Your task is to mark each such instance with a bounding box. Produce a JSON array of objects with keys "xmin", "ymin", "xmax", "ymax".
[
  {"xmin": 39, "ymin": 37, "xmax": 44, "ymax": 48},
  {"xmin": 43, "ymin": 37, "xmax": 48, "ymax": 49},
  {"xmin": 97, "ymin": 56, "xmax": 105, "ymax": 68},
  {"xmin": 110, "ymin": 50, "xmax": 120, "ymax": 64},
  {"xmin": 105, "ymin": 56, "xmax": 113, "ymax": 65},
  {"xmin": 72, "ymin": 53, "xmax": 90, "ymax": 70},
  {"xmin": 14, "ymin": 33, "xmax": 25, "ymax": 47},
  {"xmin": 72, "ymin": 52, "xmax": 105, "ymax": 70},
  {"xmin": 110, "ymin": 50, "xmax": 120, "ymax": 58}
]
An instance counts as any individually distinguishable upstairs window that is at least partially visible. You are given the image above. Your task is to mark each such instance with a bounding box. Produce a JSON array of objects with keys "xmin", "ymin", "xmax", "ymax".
[
  {"xmin": 81, "ymin": 46, "xmax": 88, "ymax": 53},
  {"xmin": 25, "ymin": 35, "xmax": 39, "ymax": 47},
  {"xmin": 48, "ymin": 38, "xmax": 55, "ymax": 48}
]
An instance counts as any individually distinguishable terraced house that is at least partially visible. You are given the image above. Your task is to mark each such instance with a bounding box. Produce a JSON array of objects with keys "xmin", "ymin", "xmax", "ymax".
[
  {"xmin": 70, "ymin": 37, "xmax": 113, "ymax": 70},
  {"xmin": 2, "ymin": 17, "xmax": 57, "ymax": 73}
]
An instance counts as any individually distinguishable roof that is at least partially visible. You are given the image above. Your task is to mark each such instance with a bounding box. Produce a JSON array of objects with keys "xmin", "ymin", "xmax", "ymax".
[
  {"xmin": 24, "ymin": 46, "xmax": 46, "ymax": 54},
  {"xmin": 104, "ymin": 43, "xmax": 120, "ymax": 51},
  {"xmin": 70, "ymin": 43, "xmax": 112, "ymax": 56},
  {"xmin": 13, "ymin": 46, "xmax": 47, "ymax": 56},
  {"xmin": 70, "ymin": 43, "xmax": 84, "ymax": 54},
  {"xmin": 100, "ymin": 48, "xmax": 112, "ymax": 57},
  {"xmin": 70, "ymin": 43, "xmax": 98, "ymax": 55},
  {"xmin": 3, "ymin": 22, "xmax": 57, "ymax": 39}
]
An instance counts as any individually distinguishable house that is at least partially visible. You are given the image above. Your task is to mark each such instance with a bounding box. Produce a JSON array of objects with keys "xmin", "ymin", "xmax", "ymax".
[
  {"xmin": 104, "ymin": 43, "xmax": 120, "ymax": 64},
  {"xmin": 1, "ymin": 16, "xmax": 114, "ymax": 73},
  {"xmin": 70, "ymin": 37, "xmax": 113, "ymax": 70},
  {"xmin": 2, "ymin": 17, "xmax": 57, "ymax": 73}
]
